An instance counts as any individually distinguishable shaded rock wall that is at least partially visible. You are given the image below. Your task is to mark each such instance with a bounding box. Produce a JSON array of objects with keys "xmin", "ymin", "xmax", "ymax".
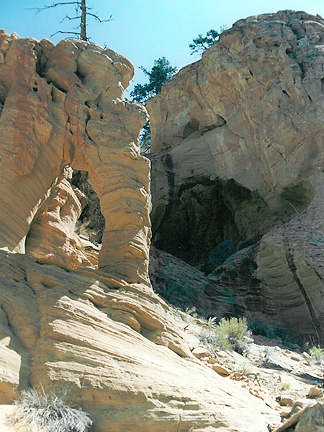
[
  {"xmin": 0, "ymin": 31, "xmax": 150, "ymax": 284},
  {"xmin": 147, "ymin": 10, "xmax": 324, "ymax": 344},
  {"xmin": 147, "ymin": 10, "xmax": 324, "ymax": 266}
]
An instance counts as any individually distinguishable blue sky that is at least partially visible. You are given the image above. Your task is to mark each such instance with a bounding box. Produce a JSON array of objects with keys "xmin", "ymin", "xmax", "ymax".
[{"xmin": 2, "ymin": 1, "xmax": 324, "ymax": 93}]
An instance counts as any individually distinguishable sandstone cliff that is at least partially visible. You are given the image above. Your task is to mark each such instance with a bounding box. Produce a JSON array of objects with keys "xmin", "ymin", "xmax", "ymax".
[
  {"xmin": 0, "ymin": 30, "xmax": 150, "ymax": 285},
  {"xmin": 0, "ymin": 30, "xmax": 284, "ymax": 432},
  {"xmin": 147, "ymin": 10, "xmax": 324, "ymax": 345}
]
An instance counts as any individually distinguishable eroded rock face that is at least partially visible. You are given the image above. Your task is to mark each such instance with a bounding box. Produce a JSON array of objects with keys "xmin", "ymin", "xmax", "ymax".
[
  {"xmin": 0, "ymin": 249, "xmax": 282, "ymax": 432},
  {"xmin": 0, "ymin": 30, "xmax": 283, "ymax": 432},
  {"xmin": 147, "ymin": 10, "xmax": 324, "ymax": 266},
  {"xmin": 0, "ymin": 30, "xmax": 150, "ymax": 284},
  {"xmin": 146, "ymin": 10, "xmax": 324, "ymax": 345}
]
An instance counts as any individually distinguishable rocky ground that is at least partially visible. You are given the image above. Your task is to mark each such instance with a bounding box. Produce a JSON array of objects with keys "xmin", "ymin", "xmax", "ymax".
[{"xmin": 176, "ymin": 310, "xmax": 324, "ymax": 431}]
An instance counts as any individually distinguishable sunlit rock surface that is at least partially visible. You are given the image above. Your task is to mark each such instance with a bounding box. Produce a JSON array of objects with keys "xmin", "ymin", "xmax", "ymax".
[
  {"xmin": 147, "ymin": 10, "xmax": 324, "ymax": 345},
  {"xmin": 0, "ymin": 31, "xmax": 282, "ymax": 432},
  {"xmin": 0, "ymin": 30, "xmax": 150, "ymax": 284}
]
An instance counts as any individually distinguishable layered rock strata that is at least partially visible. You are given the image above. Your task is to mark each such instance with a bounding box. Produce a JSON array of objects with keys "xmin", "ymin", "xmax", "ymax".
[
  {"xmin": 0, "ymin": 30, "xmax": 283, "ymax": 432},
  {"xmin": 0, "ymin": 30, "xmax": 150, "ymax": 284},
  {"xmin": 0, "ymin": 250, "xmax": 280, "ymax": 431},
  {"xmin": 148, "ymin": 10, "xmax": 324, "ymax": 265},
  {"xmin": 147, "ymin": 10, "xmax": 324, "ymax": 344}
]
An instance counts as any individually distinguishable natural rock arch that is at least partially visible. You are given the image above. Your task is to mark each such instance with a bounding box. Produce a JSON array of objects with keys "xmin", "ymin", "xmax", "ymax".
[{"xmin": 0, "ymin": 32, "xmax": 151, "ymax": 284}]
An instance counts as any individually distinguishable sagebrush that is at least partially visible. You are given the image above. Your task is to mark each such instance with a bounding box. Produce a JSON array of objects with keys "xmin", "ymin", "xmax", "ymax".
[
  {"xmin": 214, "ymin": 317, "xmax": 250, "ymax": 351},
  {"xmin": 13, "ymin": 388, "xmax": 93, "ymax": 432},
  {"xmin": 308, "ymin": 345, "xmax": 324, "ymax": 363},
  {"xmin": 199, "ymin": 316, "xmax": 250, "ymax": 352}
]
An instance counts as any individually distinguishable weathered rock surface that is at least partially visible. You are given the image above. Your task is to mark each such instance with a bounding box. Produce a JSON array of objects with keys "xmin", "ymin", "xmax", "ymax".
[
  {"xmin": 0, "ymin": 30, "xmax": 150, "ymax": 284},
  {"xmin": 0, "ymin": 250, "xmax": 281, "ymax": 432},
  {"xmin": 149, "ymin": 246, "xmax": 239, "ymax": 318},
  {"xmin": 148, "ymin": 10, "xmax": 324, "ymax": 265},
  {"xmin": 147, "ymin": 11, "xmax": 324, "ymax": 345},
  {"xmin": 0, "ymin": 30, "xmax": 285, "ymax": 432},
  {"xmin": 294, "ymin": 402, "xmax": 324, "ymax": 431},
  {"xmin": 25, "ymin": 173, "xmax": 94, "ymax": 270}
]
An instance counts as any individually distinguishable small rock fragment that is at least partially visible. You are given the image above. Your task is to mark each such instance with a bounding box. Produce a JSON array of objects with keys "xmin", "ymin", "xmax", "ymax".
[
  {"xmin": 307, "ymin": 387, "xmax": 322, "ymax": 399},
  {"xmin": 212, "ymin": 364, "xmax": 231, "ymax": 376},
  {"xmin": 279, "ymin": 397, "xmax": 294, "ymax": 407},
  {"xmin": 192, "ymin": 346, "xmax": 211, "ymax": 359}
]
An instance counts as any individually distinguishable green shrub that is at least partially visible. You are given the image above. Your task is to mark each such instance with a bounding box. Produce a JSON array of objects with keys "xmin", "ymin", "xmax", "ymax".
[
  {"xmin": 237, "ymin": 362, "xmax": 252, "ymax": 375},
  {"xmin": 309, "ymin": 345, "xmax": 324, "ymax": 363},
  {"xmin": 13, "ymin": 388, "xmax": 93, "ymax": 432},
  {"xmin": 206, "ymin": 316, "xmax": 217, "ymax": 329},
  {"xmin": 280, "ymin": 382, "xmax": 291, "ymax": 391},
  {"xmin": 215, "ymin": 317, "xmax": 249, "ymax": 351}
]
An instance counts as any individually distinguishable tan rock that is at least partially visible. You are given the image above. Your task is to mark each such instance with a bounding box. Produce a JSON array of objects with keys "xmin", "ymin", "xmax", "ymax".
[
  {"xmin": 0, "ymin": 31, "xmax": 282, "ymax": 431},
  {"xmin": 231, "ymin": 372, "xmax": 249, "ymax": 381},
  {"xmin": 280, "ymin": 397, "xmax": 294, "ymax": 407},
  {"xmin": 191, "ymin": 346, "xmax": 211, "ymax": 359},
  {"xmin": 0, "ymin": 251, "xmax": 280, "ymax": 432},
  {"xmin": 25, "ymin": 178, "xmax": 93, "ymax": 269},
  {"xmin": 273, "ymin": 401, "xmax": 316, "ymax": 432},
  {"xmin": 211, "ymin": 364, "xmax": 232, "ymax": 376},
  {"xmin": 147, "ymin": 11, "xmax": 324, "ymax": 344},
  {"xmin": 0, "ymin": 31, "xmax": 150, "ymax": 285},
  {"xmin": 308, "ymin": 387, "xmax": 323, "ymax": 398},
  {"xmin": 280, "ymin": 408, "xmax": 292, "ymax": 419},
  {"xmin": 0, "ymin": 25, "xmax": 309, "ymax": 432},
  {"xmin": 148, "ymin": 10, "xmax": 320, "ymax": 264}
]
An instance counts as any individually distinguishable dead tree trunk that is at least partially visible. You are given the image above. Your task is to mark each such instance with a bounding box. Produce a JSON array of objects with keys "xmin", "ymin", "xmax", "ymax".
[
  {"xmin": 80, "ymin": 0, "xmax": 87, "ymax": 41},
  {"xmin": 29, "ymin": 1, "xmax": 112, "ymax": 41}
]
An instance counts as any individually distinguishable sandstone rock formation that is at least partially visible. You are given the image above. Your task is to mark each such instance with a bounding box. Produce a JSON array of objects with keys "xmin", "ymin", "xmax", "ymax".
[
  {"xmin": 0, "ymin": 30, "xmax": 150, "ymax": 284},
  {"xmin": 0, "ymin": 249, "xmax": 282, "ymax": 431},
  {"xmin": 0, "ymin": 30, "xmax": 286, "ymax": 432},
  {"xmin": 147, "ymin": 11, "xmax": 324, "ymax": 345},
  {"xmin": 148, "ymin": 10, "xmax": 324, "ymax": 264}
]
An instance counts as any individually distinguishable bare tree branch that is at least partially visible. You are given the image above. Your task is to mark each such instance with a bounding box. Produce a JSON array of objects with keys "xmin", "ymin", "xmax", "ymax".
[
  {"xmin": 50, "ymin": 30, "xmax": 80, "ymax": 38},
  {"xmin": 86, "ymin": 12, "xmax": 113, "ymax": 23},
  {"xmin": 27, "ymin": 2, "xmax": 80, "ymax": 14},
  {"xmin": 60, "ymin": 14, "xmax": 81, "ymax": 23},
  {"xmin": 27, "ymin": 1, "xmax": 112, "ymax": 41}
]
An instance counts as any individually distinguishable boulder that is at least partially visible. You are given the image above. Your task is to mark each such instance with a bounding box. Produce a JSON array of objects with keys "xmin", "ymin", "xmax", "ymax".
[{"xmin": 295, "ymin": 402, "xmax": 324, "ymax": 431}]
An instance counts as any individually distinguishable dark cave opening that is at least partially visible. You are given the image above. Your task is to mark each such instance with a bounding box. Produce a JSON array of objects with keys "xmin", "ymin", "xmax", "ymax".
[
  {"xmin": 151, "ymin": 178, "xmax": 254, "ymax": 269},
  {"xmin": 70, "ymin": 170, "xmax": 105, "ymax": 245}
]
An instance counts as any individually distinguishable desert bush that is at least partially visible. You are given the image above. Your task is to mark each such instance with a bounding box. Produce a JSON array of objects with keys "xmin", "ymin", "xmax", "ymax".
[
  {"xmin": 199, "ymin": 316, "xmax": 250, "ymax": 352},
  {"xmin": 308, "ymin": 345, "xmax": 324, "ymax": 363},
  {"xmin": 206, "ymin": 316, "xmax": 217, "ymax": 329},
  {"xmin": 237, "ymin": 362, "xmax": 252, "ymax": 375},
  {"xmin": 13, "ymin": 388, "xmax": 93, "ymax": 432},
  {"xmin": 279, "ymin": 382, "xmax": 291, "ymax": 391},
  {"xmin": 214, "ymin": 317, "xmax": 250, "ymax": 351}
]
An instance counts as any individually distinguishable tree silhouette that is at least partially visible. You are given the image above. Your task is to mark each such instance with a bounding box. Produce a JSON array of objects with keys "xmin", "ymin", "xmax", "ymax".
[
  {"xmin": 29, "ymin": 1, "xmax": 112, "ymax": 41},
  {"xmin": 131, "ymin": 57, "xmax": 177, "ymax": 148},
  {"xmin": 131, "ymin": 57, "xmax": 177, "ymax": 104},
  {"xmin": 189, "ymin": 29, "xmax": 220, "ymax": 55}
]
